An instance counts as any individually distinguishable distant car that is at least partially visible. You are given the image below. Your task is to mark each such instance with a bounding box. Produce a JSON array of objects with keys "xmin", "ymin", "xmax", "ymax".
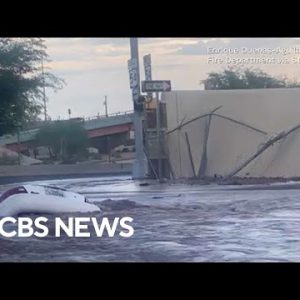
[
  {"xmin": 70, "ymin": 117, "xmax": 84, "ymax": 123},
  {"xmin": 113, "ymin": 145, "xmax": 135, "ymax": 153},
  {"xmin": 87, "ymin": 147, "xmax": 99, "ymax": 154}
]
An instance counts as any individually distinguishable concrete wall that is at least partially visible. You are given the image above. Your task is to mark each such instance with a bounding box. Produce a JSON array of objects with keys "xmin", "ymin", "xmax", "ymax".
[
  {"xmin": 162, "ymin": 88, "xmax": 300, "ymax": 178},
  {"xmin": 0, "ymin": 162, "xmax": 132, "ymax": 179}
]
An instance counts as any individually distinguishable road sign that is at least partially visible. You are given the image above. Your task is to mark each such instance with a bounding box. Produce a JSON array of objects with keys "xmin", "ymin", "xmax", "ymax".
[
  {"xmin": 129, "ymin": 69, "xmax": 138, "ymax": 89},
  {"xmin": 142, "ymin": 80, "xmax": 171, "ymax": 93},
  {"xmin": 143, "ymin": 55, "xmax": 152, "ymax": 82},
  {"xmin": 128, "ymin": 58, "xmax": 138, "ymax": 71},
  {"xmin": 145, "ymin": 67, "xmax": 152, "ymax": 81},
  {"xmin": 128, "ymin": 58, "xmax": 140, "ymax": 103},
  {"xmin": 143, "ymin": 54, "xmax": 153, "ymax": 101},
  {"xmin": 143, "ymin": 54, "xmax": 151, "ymax": 66},
  {"xmin": 128, "ymin": 58, "xmax": 139, "ymax": 89}
]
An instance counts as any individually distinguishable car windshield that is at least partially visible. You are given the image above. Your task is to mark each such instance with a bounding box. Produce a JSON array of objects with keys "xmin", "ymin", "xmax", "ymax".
[{"xmin": 0, "ymin": 186, "xmax": 27, "ymax": 203}]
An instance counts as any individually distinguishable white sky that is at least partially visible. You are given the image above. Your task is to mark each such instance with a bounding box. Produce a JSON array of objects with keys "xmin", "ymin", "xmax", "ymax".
[{"xmin": 43, "ymin": 38, "xmax": 300, "ymax": 119}]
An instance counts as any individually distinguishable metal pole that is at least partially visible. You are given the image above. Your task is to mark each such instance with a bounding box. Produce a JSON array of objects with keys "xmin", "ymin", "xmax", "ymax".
[
  {"xmin": 17, "ymin": 126, "xmax": 21, "ymax": 165},
  {"xmin": 143, "ymin": 54, "xmax": 152, "ymax": 177},
  {"xmin": 104, "ymin": 95, "xmax": 108, "ymax": 117},
  {"xmin": 156, "ymin": 92, "xmax": 162, "ymax": 181},
  {"xmin": 130, "ymin": 38, "xmax": 147, "ymax": 179},
  {"xmin": 42, "ymin": 57, "xmax": 47, "ymax": 121}
]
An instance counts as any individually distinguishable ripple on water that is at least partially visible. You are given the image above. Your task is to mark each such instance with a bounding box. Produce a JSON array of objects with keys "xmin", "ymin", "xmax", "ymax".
[{"xmin": 1, "ymin": 176, "xmax": 300, "ymax": 261}]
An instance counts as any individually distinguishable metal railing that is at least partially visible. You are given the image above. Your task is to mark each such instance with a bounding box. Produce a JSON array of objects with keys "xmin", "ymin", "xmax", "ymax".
[
  {"xmin": 81, "ymin": 110, "xmax": 133, "ymax": 121},
  {"xmin": 23, "ymin": 110, "xmax": 134, "ymax": 130}
]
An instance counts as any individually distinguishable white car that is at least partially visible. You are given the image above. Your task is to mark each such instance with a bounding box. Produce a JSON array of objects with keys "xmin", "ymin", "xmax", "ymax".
[{"xmin": 0, "ymin": 185, "xmax": 100, "ymax": 217}]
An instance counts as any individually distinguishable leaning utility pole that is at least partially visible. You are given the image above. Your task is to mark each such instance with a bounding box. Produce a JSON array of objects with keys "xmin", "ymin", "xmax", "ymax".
[
  {"xmin": 224, "ymin": 122, "xmax": 300, "ymax": 180},
  {"xmin": 128, "ymin": 38, "xmax": 147, "ymax": 179}
]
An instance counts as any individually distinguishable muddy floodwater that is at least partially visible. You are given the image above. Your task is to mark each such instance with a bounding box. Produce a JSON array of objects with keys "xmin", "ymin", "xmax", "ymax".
[{"xmin": 1, "ymin": 175, "xmax": 300, "ymax": 262}]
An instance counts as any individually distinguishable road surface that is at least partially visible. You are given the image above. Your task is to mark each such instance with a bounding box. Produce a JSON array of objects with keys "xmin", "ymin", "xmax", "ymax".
[{"xmin": 1, "ymin": 176, "xmax": 300, "ymax": 262}]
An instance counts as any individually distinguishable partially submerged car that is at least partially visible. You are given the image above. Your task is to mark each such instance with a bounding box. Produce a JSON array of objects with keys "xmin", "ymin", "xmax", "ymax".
[{"xmin": 0, "ymin": 185, "xmax": 100, "ymax": 217}]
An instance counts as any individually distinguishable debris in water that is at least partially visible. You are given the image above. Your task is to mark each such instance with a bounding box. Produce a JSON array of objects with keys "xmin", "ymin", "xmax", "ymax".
[{"xmin": 99, "ymin": 199, "xmax": 149, "ymax": 210}]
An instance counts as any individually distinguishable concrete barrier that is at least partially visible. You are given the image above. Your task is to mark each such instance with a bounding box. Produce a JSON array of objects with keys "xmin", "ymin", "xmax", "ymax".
[{"xmin": 0, "ymin": 162, "xmax": 132, "ymax": 184}]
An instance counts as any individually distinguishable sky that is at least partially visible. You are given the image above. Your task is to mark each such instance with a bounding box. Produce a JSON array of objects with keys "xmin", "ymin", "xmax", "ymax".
[{"xmin": 43, "ymin": 38, "xmax": 300, "ymax": 120}]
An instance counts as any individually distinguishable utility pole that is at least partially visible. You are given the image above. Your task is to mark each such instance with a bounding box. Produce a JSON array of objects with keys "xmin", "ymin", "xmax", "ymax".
[
  {"xmin": 129, "ymin": 38, "xmax": 147, "ymax": 179},
  {"xmin": 156, "ymin": 92, "xmax": 162, "ymax": 181},
  {"xmin": 104, "ymin": 95, "xmax": 108, "ymax": 117},
  {"xmin": 41, "ymin": 57, "xmax": 47, "ymax": 121}
]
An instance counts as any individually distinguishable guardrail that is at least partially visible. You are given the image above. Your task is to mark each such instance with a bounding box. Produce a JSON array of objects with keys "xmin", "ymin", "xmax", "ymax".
[
  {"xmin": 23, "ymin": 110, "xmax": 134, "ymax": 130},
  {"xmin": 82, "ymin": 110, "xmax": 133, "ymax": 121}
]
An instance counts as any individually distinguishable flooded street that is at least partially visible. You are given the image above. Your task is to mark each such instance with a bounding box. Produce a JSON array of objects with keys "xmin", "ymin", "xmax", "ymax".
[{"xmin": 1, "ymin": 175, "xmax": 300, "ymax": 262}]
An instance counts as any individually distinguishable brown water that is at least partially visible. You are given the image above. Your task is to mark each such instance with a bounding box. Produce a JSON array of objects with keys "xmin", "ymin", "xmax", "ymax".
[{"xmin": 1, "ymin": 176, "xmax": 300, "ymax": 262}]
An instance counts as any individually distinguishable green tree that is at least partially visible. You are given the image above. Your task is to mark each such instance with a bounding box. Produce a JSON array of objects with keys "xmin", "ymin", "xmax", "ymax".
[
  {"xmin": 36, "ymin": 120, "xmax": 89, "ymax": 162},
  {"xmin": 0, "ymin": 38, "xmax": 64, "ymax": 136},
  {"xmin": 202, "ymin": 67, "xmax": 300, "ymax": 90}
]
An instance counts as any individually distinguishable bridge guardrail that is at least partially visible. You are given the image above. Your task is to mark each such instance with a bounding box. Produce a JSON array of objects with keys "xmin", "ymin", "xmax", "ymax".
[
  {"xmin": 82, "ymin": 110, "xmax": 133, "ymax": 121},
  {"xmin": 23, "ymin": 110, "xmax": 134, "ymax": 130}
]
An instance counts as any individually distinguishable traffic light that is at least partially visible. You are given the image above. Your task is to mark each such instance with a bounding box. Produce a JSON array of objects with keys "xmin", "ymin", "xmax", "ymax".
[
  {"xmin": 134, "ymin": 102, "xmax": 144, "ymax": 112},
  {"xmin": 134, "ymin": 95, "xmax": 146, "ymax": 112}
]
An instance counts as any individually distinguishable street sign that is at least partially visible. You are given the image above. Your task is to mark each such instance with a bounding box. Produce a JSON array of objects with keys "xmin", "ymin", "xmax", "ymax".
[
  {"xmin": 145, "ymin": 66, "xmax": 152, "ymax": 82},
  {"xmin": 143, "ymin": 54, "xmax": 151, "ymax": 66},
  {"xmin": 143, "ymin": 54, "xmax": 153, "ymax": 100},
  {"xmin": 129, "ymin": 69, "xmax": 138, "ymax": 89},
  {"xmin": 128, "ymin": 58, "xmax": 138, "ymax": 71},
  {"xmin": 128, "ymin": 58, "xmax": 140, "ymax": 104},
  {"xmin": 128, "ymin": 59, "xmax": 139, "ymax": 89},
  {"xmin": 142, "ymin": 80, "xmax": 171, "ymax": 93}
]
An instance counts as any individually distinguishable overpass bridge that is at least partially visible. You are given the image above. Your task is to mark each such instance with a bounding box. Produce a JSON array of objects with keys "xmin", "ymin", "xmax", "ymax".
[{"xmin": 0, "ymin": 111, "xmax": 134, "ymax": 152}]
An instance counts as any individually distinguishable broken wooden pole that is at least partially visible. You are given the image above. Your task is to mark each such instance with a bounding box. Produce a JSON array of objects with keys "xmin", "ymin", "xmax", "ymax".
[
  {"xmin": 198, "ymin": 113, "xmax": 212, "ymax": 178},
  {"xmin": 164, "ymin": 150, "xmax": 176, "ymax": 181},
  {"xmin": 224, "ymin": 122, "xmax": 300, "ymax": 180},
  {"xmin": 165, "ymin": 106, "xmax": 222, "ymax": 136},
  {"xmin": 213, "ymin": 113, "xmax": 268, "ymax": 135},
  {"xmin": 185, "ymin": 132, "xmax": 196, "ymax": 178},
  {"xmin": 143, "ymin": 146, "xmax": 159, "ymax": 181},
  {"xmin": 165, "ymin": 107, "xmax": 267, "ymax": 137}
]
